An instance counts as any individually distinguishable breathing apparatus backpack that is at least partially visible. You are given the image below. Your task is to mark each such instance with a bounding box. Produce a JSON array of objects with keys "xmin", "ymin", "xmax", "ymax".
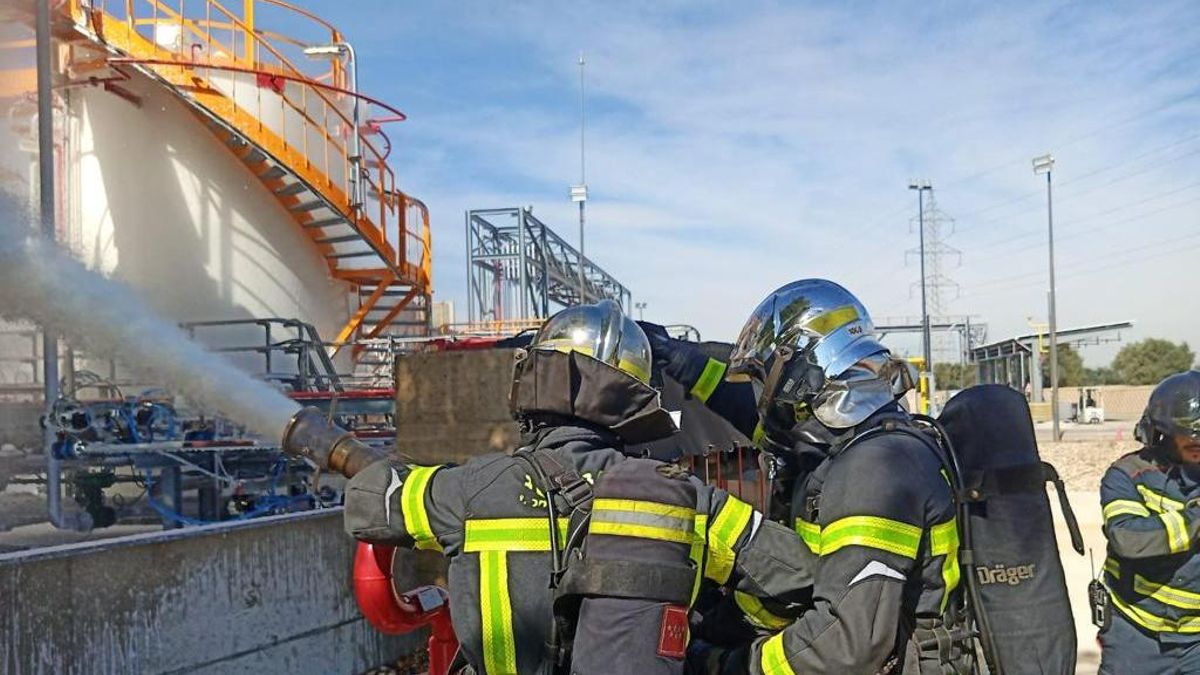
[
  {"xmin": 929, "ymin": 384, "xmax": 1084, "ymax": 675},
  {"xmin": 513, "ymin": 447, "xmax": 698, "ymax": 675}
]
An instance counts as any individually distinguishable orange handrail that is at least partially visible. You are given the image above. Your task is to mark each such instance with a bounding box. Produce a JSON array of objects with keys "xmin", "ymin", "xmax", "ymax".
[
  {"xmin": 66, "ymin": 0, "xmax": 433, "ymax": 346},
  {"xmin": 85, "ymin": 0, "xmax": 418, "ymax": 271}
]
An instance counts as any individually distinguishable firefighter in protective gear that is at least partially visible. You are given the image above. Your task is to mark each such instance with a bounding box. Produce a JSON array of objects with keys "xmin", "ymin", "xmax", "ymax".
[
  {"xmin": 343, "ymin": 300, "xmax": 813, "ymax": 675},
  {"xmin": 664, "ymin": 279, "xmax": 969, "ymax": 675},
  {"xmin": 1099, "ymin": 370, "xmax": 1200, "ymax": 674}
]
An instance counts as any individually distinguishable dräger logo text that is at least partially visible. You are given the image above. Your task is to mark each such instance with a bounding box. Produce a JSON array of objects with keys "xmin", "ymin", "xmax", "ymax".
[{"xmin": 976, "ymin": 563, "xmax": 1037, "ymax": 586}]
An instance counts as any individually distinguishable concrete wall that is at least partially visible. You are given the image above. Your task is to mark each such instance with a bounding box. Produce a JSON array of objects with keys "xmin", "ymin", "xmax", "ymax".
[
  {"xmin": 394, "ymin": 349, "xmax": 521, "ymax": 464},
  {"xmin": 65, "ymin": 72, "xmax": 351, "ymax": 371},
  {"xmin": 0, "ymin": 509, "xmax": 421, "ymax": 675}
]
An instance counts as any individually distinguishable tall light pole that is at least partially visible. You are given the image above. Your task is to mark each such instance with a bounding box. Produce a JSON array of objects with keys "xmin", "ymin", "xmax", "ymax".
[
  {"xmin": 1033, "ymin": 153, "xmax": 1060, "ymax": 441},
  {"xmin": 569, "ymin": 52, "xmax": 589, "ymax": 304},
  {"xmin": 635, "ymin": 302, "xmax": 647, "ymax": 321},
  {"xmin": 909, "ymin": 179, "xmax": 934, "ymax": 411}
]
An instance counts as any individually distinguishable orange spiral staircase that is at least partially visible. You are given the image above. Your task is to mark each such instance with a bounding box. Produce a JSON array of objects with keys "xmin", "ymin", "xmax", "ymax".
[{"xmin": 23, "ymin": 0, "xmax": 433, "ymax": 363}]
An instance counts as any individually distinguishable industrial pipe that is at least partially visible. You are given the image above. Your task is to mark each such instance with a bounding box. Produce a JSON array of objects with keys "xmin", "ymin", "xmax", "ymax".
[{"xmin": 353, "ymin": 543, "xmax": 458, "ymax": 675}]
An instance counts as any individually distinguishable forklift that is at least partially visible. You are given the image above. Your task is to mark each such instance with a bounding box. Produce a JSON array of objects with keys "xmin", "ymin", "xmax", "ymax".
[{"xmin": 1071, "ymin": 387, "xmax": 1105, "ymax": 424}]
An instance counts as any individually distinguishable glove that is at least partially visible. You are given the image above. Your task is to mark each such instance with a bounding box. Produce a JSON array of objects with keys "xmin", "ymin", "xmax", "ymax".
[
  {"xmin": 637, "ymin": 320, "xmax": 711, "ymax": 385},
  {"xmin": 343, "ymin": 456, "xmax": 413, "ymax": 545},
  {"xmin": 637, "ymin": 320, "xmax": 675, "ymax": 367}
]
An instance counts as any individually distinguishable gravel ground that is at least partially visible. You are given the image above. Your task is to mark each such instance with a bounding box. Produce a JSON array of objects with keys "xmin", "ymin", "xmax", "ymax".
[{"xmin": 1040, "ymin": 439, "xmax": 1141, "ymax": 493}]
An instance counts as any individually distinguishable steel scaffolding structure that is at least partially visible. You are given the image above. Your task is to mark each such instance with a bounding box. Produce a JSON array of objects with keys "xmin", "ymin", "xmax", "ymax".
[{"xmin": 465, "ymin": 207, "xmax": 631, "ymax": 323}]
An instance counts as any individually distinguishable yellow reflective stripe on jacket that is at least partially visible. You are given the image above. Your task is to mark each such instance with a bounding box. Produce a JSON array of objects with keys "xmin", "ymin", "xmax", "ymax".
[
  {"xmin": 794, "ymin": 517, "xmax": 821, "ymax": 554},
  {"xmin": 1103, "ymin": 499, "xmax": 1152, "ymax": 521},
  {"xmin": 401, "ymin": 465, "xmax": 443, "ymax": 551},
  {"xmin": 705, "ymin": 496, "xmax": 753, "ymax": 584},
  {"xmin": 463, "ymin": 517, "xmax": 569, "ymax": 553},
  {"xmin": 752, "ymin": 422, "xmax": 766, "ymax": 446},
  {"xmin": 590, "ymin": 498, "xmax": 696, "ymax": 545},
  {"xmin": 760, "ymin": 631, "xmax": 797, "ymax": 675},
  {"xmin": 1137, "ymin": 484, "xmax": 1186, "ymax": 513},
  {"xmin": 820, "ymin": 515, "xmax": 923, "ymax": 559},
  {"xmin": 690, "ymin": 358, "xmax": 728, "ymax": 403},
  {"xmin": 479, "ymin": 550, "xmax": 519, "ymax": 674},
  {"xmin": 1159, "ymin": 510, "xmax": 1190, "ymax": 554},
  {"xmin": 1104, "ymin": 557, "xmax": 1121, "ymax": 579},
  {"xmin": 1110, "ymin": 588, "xmax": 1200, "ymax": 634},
  {"xmin": 1133, "ymin": 574, "xmax": 1200, "ymax": 610},
  {"xmin": 734, "ymin": 590, "xmax": 790, "ymax": 630},
  {"xmin": 689, "ymin": 513, "xmax": 708, "ymax": 606},
  {"xmin": 930, "ymin": 518, "xmax": 961, "ymax": 613}
]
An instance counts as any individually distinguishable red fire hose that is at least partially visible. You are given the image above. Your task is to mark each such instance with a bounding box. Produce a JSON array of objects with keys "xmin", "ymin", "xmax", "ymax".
[{"xmin": 353, "ymin": 542, "xmax": 458, "ymax": 675}]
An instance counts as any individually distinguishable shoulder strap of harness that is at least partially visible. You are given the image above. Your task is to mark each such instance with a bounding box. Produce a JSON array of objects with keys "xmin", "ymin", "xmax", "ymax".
[{"xmin": 510, "ymin": 446, "xmax": 596, "ymax": 675}]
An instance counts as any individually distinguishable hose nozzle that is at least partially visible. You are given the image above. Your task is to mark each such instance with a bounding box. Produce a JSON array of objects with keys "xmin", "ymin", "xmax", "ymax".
[{"xmin": 281, "ymin": 406, "xmax": 386, "ymax": 478}]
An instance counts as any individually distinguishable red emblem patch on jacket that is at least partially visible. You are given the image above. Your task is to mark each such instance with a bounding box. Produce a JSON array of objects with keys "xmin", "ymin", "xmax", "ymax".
[{"xmin": 658, "ymin": 604, "xmax": 689, "ymax": 659}]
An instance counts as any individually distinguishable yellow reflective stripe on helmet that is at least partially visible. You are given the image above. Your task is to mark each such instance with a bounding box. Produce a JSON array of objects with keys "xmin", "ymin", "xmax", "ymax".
[
  {"xmin": 1133, "ymin": 574, "xmax": 1200, "ymax": 610},
  {"xmin": 760, "ymin": 632, "xmax": 797, "ymax": 675},
  {"xmin": 734, "ymin": 590, "xmax": 791, "ymax": 630},
  {"xmin": 617, "ymin": 357, "xmax": 651, "ymax": 384},
  {"xmin": 705, "ymin": 496, "xmax": 753, "ymax": 584},
  {"xmin": 1159, "ymin": 510, "xmax": 1190, "ymax": 554},
  {"xmin": 1104, "ymin": 557, "xmax": 1121, "ymax": 579},
  {"xmin": 540, "ymin": 340, "xmax": 595, "ymax": 357},
  {"xmin": 463, "ymin": 517, "xmax": 569, "ymax": 553},
  {"xmin": 1104, "ymin": 499, "xmax": 1152, "ymax": 521},
  {"xmin": 401, "ymin": 465, "xmax": 443, "ymax": 551},
  {"xmin": 479, "ymin": 550, "xmax": 519, "ymax": 674},
  {"xmin": 1137, "ymin": 484, "xmax": 1185, "ymax": 513},
  {"xmin": 1110, "ymin": 589, "xmax": 1200, "ymax": 634},
  {"xmin": 690, "ymin": 358, "xmax": 728, "ymax": 403},
  {"xmin": 820, "ymin": 515, "xmax": 923, "ymax": 559},
  {"xmin": 930, "ymin": 518, "xmax": 961, "ymax": 613},
  {"xmin": 794, "ymin": 517, "xmax": 821, "ymax": 555},
  {"xmin": 801, "ymin": 304, "xmax": 860, "ymax": 336}
]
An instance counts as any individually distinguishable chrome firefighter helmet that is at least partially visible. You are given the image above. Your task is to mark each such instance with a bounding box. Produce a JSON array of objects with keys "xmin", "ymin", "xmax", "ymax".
[
  {"xmin": 528, "ymin": 299, "xmax": 652, "ymax": 384},
  {"xmin": 728, "ymin": 279, "xmax": 915, "ymax": 433},
  {"xmin": 510, "ymin": 299, "xmax": 675, "ymax": 444},
  {"xmin": 1136, "ymin": 370, "xmax": 1200, "ymax": 446}
]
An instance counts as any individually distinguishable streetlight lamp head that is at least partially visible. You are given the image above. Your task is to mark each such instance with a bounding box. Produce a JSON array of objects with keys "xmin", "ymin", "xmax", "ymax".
[
  {"xmin": 303, "ymin": 43, "xmax": 347, "ymax": 59},
  {"xmin": 908, "ymin": 179, "xmax": 932, "ymax": 191},
  {"xmin": 1032, "ymin": 154, "xmax": 1055, "ymax": 175}
]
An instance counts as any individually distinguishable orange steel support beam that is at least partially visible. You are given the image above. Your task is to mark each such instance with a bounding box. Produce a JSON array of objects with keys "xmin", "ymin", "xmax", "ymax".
[
  {"xmin": 332, "ymin": 271, "xmax": 396, "ymax": 356},
  {"xmin": 362, "ymin": 287, "xmax": 418, "ymax": 340}
]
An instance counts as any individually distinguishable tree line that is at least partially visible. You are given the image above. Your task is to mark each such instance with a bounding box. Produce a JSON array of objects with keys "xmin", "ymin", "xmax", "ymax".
[{"xmin": 935, "ymin": 338, "xmax": 1196, "ymax": 389}]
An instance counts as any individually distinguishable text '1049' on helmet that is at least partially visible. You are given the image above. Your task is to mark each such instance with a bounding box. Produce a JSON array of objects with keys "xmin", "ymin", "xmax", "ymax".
[
  {"xmin": 727, "ymin": 279, "xmax": 915, "ymax": 430},
  {"xmin": 1137, "ymin": 370, "xmax": 1200, "ymax": 445}
]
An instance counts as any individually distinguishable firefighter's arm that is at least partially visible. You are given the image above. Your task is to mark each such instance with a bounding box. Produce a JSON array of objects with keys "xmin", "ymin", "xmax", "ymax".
[
  {"xmin": 740, "ymin": 448, "xmax": 924, "ymax": 674},
  {"xmin": 1100, "ymin": 467, "xmax": 1199, "ymax": 558},
  {"xmin": 703, "ymin": 488, "xmax": 815, "ymax": 630},
  {"xmin": 639, "ymin": 321, "xmax": 759, "ymax": 438},
  {"xmin": 343, "ymin": 458, "xmax": 465, "ymax": 553}
]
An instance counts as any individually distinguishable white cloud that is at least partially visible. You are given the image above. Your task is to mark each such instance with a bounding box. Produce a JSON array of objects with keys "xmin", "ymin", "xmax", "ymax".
[{"xmin": 362, "ymin": 1, "xmax": 1200, "ymax": 364}]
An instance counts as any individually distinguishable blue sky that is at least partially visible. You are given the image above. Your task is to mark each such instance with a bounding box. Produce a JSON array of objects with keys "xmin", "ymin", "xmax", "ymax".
[{"xmin": 299, "ymin": 1, "xmax": 1199, "ymax": 365}]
